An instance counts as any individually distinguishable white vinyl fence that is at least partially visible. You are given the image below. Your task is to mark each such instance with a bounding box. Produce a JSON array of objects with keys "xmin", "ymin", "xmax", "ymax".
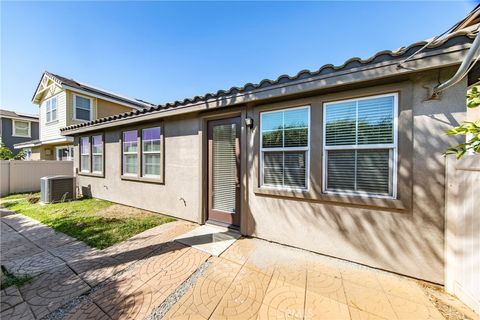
[
  {"xmin": 0, "ymin": 160, "xmax": 73, "ymax": 196},
  {"xmin": 445, "ymin": 155, "xmax": 480, "ymax": 314}
]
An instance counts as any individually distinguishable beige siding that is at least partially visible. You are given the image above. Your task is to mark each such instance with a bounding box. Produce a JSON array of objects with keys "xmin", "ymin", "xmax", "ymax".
[{"xmin": 39, "ymin": 87, "xmax": 67, "ymax": 141}]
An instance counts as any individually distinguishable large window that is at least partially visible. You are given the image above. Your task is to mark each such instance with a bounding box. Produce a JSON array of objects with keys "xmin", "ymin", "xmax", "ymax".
[
  {"xmin": 123, "ymin": 130, "xmax": 138, "ymax": 176},
  {"xmin": 13, "ymin": 120, "xmax": 31, "ymax": 137},
  {"xmin": 323, "ymin": 93, "xmax": 397, "ymax": 197},
  {"xmin": 260, "ymin": 106, "xmax": 309, "ymax": 189},
  {"xmin": 46, "ymin": 97, "xmax": 57, "ymax": 123},
  {"xmin": 80, "ymin": 137, "xmax": 90, "ymax": 172},
  {"xmin": 92, "ymin": 135, "xmax": 103, "ymax": 173},
  {"xmin": 74, "ymin": 95, "xmax": 92, "ymax": 121},
  {"xmin": 142, "ymin": 127, "xmax": 161, "ymax": 178}
]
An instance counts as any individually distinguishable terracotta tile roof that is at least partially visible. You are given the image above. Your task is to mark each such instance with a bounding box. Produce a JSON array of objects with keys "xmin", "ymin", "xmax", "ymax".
[{"xmin": 61, "ymin": 28, "xmax": 477, "ymax": 133}]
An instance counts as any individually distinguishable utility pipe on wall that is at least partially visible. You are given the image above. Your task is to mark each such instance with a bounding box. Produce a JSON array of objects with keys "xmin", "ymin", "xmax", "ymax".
[{"xmin": 432, "ymin": 31, "xmax": 480, "ymax": 97}]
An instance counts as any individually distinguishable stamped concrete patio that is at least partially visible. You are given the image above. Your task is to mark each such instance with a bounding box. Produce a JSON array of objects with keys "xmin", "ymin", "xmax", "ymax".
[{"xmin": 1, "ymin": 207, "xmax": 477, "ymax": 320}]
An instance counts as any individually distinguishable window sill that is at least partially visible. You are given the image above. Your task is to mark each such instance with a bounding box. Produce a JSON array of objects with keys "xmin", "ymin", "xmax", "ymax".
[
  {"xmin": 46, "ymin": 120, "xmax": 59, "ymax": 125},
  {"xmin": 253, "ymin": 186, "xmax": 409, "ymax": 211},
  {"xmin": 73, "ymin": 118, "xmax": 92, "ymax": 122},
  {"xmin": 78, "ymin": 172, "xmax": 104, "ymax": 178},
  {"xmin": 12, "ymin": 135, "xmax": 31, "ymax": 138},
  {"xmin": 120, "ymin": 175, "xmax": 164, "ymax": 184}
]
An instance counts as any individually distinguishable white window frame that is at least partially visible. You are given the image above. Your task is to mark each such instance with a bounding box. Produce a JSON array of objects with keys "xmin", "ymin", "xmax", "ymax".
[
  {"xmin": 12, "ymin": 120, "xmax": 31, "ymax": 137},
  {"xmin": 91, "ymin": 135, "xmax": 103, "ymax": 174},
  {"xmin": 80, "ymin": 137, "xmax": 91, "ymax": 173},
  {"xmin": 73, "ymin": 94, "xmax": 93, "ymax": 122},
  {"xmin": 122, "ymin": 130, "xmax": 139, "ymax": 177},
  {"xmin": 141, "ymin": 127, "xmax": 161, "ymax": 178},
  {"xmin": 260, "ymin": 105, "xmax": 310, "ymax": 191},
  {"xmin": 55, "ymin": 146, "xmax": 74, "ymax": 161},
  {"xmin": 322, "ymin": 92, "xmax": 398, "ymax": 199},
  {"xmin": 45, "ymin": 96, "xmax": 58, "ymax": 123}
]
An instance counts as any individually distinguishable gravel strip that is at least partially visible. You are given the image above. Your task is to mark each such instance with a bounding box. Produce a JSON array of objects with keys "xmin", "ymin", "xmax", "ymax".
[
  {"xmin": 146, "ymin": 258, "xmax": 213, "ymax": 320},
  {"xmin": 42, "ymin": 241, "xmax": 181, "ymax": 320}
]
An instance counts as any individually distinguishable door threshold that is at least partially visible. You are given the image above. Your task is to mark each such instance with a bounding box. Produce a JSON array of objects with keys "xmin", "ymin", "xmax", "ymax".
[{"xmin": 205, "ymin": 220, "xmax": 240, "ymax": 232}]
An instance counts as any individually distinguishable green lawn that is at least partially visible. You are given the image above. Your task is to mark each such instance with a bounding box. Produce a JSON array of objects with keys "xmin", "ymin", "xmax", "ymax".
[{"xmin": 1, "ymin": 195, "xmax": 175, "ymax": 249}]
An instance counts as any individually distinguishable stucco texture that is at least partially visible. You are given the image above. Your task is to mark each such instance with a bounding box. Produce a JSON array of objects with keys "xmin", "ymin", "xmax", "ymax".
[{"xmin": 73, "ymin": 68, "xmax": 466, "ymax": 284}]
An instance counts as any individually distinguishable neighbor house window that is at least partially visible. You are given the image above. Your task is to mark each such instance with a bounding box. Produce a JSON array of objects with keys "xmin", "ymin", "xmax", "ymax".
[
  {"xmin": 323, "ymin": 93, "xmax": 397, "ymax": 197},
  {"xmin": 92, "ymin": 135, "xmax": 103, "ymax": 173},
  {"xmin": 260, "ymin": 106, "xmax": 310, "ymax": 189},
  {"xmin": 46, "ymin": 97, "xmax": 57, "ymax": 123},
  {"xmin": 56, "ymin": 146, "xmax": 74, "ymax": 161},
  {"xmin": 74, "ymin": 95, "xmax": 92, "ymax": 121},
  {"xmin": 123, "ymin": 130, "xmax": 138, "ymax": 176},
  {"xmin": 13, "ymin": 120, "xmax": 31, "ymax": 137},
  {"xmin": 142, "ymin": 127, "xmax": 161, "ymax": 178},
  {"xmin": 80, "ymin": 137, "xmax": 90, "ymax": 172}
]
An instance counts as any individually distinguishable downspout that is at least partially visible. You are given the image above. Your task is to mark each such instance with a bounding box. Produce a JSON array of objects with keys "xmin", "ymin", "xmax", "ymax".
[{"xmin": 431, "ymin": 31, "xmax": 480, "ymax": 98}]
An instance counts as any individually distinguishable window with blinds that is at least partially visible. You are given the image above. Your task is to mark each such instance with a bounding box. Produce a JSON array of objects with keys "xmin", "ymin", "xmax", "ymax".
[
  {"xmin": 323, "ymin": 94, "xmax": 397, "ymax": 197},
  {"xmin": 74, "ymin": 95, "xmax": 92, "ymax": 121},
  {"xmin": 80, "ymin": 137, "xmax": 90, "ymax": 173},
  {"xmin": 123, "ymin": 130, "xmax": 138, "ymax": 176},
  {"xmin": 212, "ymin": 124, "xmax": 237, "ymax": 213},
  {"xmin": 92, "ymin": 135, "xmax": 103, "ymax": 174},
  {"xmin": 260, "ymin": 106, "xmax": 309, "ymax": 189},
  {"xmin": 142, "ymin": 127, "xmax": 161, "ymax": 178}
]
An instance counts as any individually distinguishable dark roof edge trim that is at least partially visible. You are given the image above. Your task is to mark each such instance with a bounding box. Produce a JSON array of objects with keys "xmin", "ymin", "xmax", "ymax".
[{"xmin": 61, "ymin": 30, "xmax": 476, "ymax": 134}]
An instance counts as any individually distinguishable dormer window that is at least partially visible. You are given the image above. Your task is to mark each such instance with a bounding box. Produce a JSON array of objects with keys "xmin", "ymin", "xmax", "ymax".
[
  {"xmin": 74, "ymin": 94, "xmax": 92, "ymax": 121},
  {"xmin": 45, "ymin": 97, "xmax": 57, "ymax": 123}
]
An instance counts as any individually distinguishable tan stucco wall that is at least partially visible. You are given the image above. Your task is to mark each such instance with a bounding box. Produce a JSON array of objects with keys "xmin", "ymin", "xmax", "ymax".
[
  {"xmin": 31, "ymin": 145, "xmax": 55, "ymax": 160},
  {"xmin": 72, "ymin": 67, "xmax": 466, "ymax": 284},
  {"xmin": 96, "ymin": 99, "xmax": 133, "ymax": 118},
  {"xmin": 73, "ymin": 115, "xmax": 201, "ymax": 222}
]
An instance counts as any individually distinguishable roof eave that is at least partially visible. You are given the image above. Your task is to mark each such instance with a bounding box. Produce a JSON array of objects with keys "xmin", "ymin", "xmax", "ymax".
[{"xmin": 61, "ymin": 42, "xmax": 469, "ymax": 136}]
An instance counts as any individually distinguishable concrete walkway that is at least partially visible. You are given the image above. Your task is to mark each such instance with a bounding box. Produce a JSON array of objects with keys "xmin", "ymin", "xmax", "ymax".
[
  {"xmin": 1, "ymin": 207, "xmax": 477, "ymax": 320},
  {"xmin": 0, "ymin": 207, "xmax": 197, "ymax": 319}
]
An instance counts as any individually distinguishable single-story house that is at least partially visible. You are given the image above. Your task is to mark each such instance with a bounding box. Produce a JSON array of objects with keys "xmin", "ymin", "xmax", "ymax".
[{"xmin": 61, "ymin": 23, "xmax": 478, "ymax": 284}]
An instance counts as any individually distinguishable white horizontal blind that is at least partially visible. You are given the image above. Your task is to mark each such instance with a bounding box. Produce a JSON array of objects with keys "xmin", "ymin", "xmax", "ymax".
[
  {"xmin": 80, "ymin": 137, "xmax": 90, "ymax": 173},
  {"xmin": 324, "ymin": 94, "xmax": 396, "ymax": 197},
  {"xmin": 75, "ymin": 96, "xmax": 91, "ymax": 121},
  {"xmin": 261, "ymin": 106, "xmax": 309, "ymax": 189},
  {"xmin": 92, "ymin": 135, "xmax": 103, "ymax": 174},
  {"xmin": 212, "ymin": 124, "xmax": 237, "ymax": 213},
  {"xmin": 142, "ymin": 127, "xmax": 161, "ymax": 178},
  {"xmin": 123, "ymin": 130, "xmax": 138, "ymax": 176}
]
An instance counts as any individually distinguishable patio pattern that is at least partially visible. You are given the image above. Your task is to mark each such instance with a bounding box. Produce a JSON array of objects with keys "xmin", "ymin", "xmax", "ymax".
[{"xmin": 1, "ymin": 206, "xmax": 477, "ymax": 320}]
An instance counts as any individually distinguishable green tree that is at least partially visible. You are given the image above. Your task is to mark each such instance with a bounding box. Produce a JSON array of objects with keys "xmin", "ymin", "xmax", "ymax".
[
  {"xmin": 445, "ymin": 85, "xmax": 480, "ymax": 158},
  {"xmin": 0, "ymin": 143, "xmax": 26, "ymax": 160}
]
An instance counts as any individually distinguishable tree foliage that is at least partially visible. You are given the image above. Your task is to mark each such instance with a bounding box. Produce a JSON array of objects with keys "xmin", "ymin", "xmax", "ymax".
[
  {"xmin": 445, "ymin": 86, "xmax": 480, "ymax": 158},
  {"xmin": 0, "ymin": 143, "xmax": 26, "ymax": 160}
]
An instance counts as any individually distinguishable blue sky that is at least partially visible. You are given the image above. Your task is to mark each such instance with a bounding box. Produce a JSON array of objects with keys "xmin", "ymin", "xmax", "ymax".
[{"xmin": 1, "ymin": 1, "xmax": 476, "ymax": 114}]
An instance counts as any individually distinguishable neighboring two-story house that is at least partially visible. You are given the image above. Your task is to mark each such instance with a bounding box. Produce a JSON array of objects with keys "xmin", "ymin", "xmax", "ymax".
[
  {"xmin": 0, "ymin": 109, "xmax": 39, "ymax": 158},
  {"xmin": 14, "ymin": 71, "xmax": 152, "ymax": 160}
]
